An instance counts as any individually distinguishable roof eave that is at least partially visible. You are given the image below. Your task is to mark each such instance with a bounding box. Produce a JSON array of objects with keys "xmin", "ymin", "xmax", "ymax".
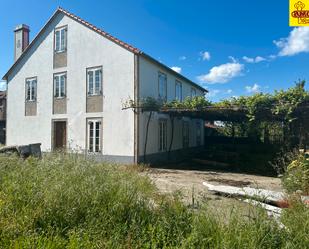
[
  {"xmin": 3, "ymin": 7, "xmax": 207, "ymax": 95},
  {"xmin": 2, "ymin": 8, "xmax": 61, "ymax": 81},
  {"xmin": 139, "ymin": 52, "xmax": 207, "ymax": 93}
]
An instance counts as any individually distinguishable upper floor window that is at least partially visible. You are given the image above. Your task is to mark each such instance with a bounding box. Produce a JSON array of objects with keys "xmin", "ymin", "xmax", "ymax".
[
  {"xmin": 25, "ymin": 77, "xmax": 37, "ymax": 101},
  {"xmin": 54, "ymin": 73, "xmax": 66, "ymax": 98},
  {"xmin": 87, "ymin": 67, "xmax": 102, "ymax": 96},
  {"xmin": 175, "ymin": 80, "xmax": 182, "ymax": 101},
  {"xmin": 55, "ymin": 27, "xmax": 67, "ymax": 53},
  {"xmin": 191, "ymin": 88, "xmax": 197, "ymax": 98},
  {"xmin": 158, "ymin": 72, "xmax": 167, "ymax": 101},
  {"xmin": 159, "ymin": 119, "xmax": 167, "ymax": 152}
]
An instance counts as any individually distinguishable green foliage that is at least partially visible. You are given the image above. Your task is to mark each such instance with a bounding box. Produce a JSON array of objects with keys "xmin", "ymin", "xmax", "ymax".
[
  {"xmin": 272, "ymin": 81, "xmax": 309, "ymax": 121},
  {"xmin": 215, "ymin": 80, "xmax": 309, "ymax": 122},
  {"xmin": 163, "ymin": 96, "xmax": 212, "ymax": 110},
  {"xmin": 281, "ymin": 198, "xmax": 309, "ymax": 247},
  {"xmin": 282, "ymin": 153, "xmax": 309, "ymax": 194},
  {"xmin": 0, "ymin": 154, "xmax": 308, "ymax": 248},
  {"xmin": 140, "ymin": 97, "xmax": 163, "ymax": 111},
  {"xmin": 214, "ymin": 81, "xmax": 309, "ymax": 149},
  {"xmin": 124, "ymin": 96, "xmax": 212, "ymax": 111}
]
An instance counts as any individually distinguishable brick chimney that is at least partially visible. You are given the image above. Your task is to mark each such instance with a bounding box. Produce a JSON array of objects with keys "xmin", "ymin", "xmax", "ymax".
[{"xmin": 14, "ymin": 24, "xmax": 30, "ymax": 61}]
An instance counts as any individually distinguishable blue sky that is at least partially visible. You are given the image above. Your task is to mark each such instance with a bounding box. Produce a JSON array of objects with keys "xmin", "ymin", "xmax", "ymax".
[{"xmin": 1, "ymin": 0, "xmax": 309, "ymax": 101}]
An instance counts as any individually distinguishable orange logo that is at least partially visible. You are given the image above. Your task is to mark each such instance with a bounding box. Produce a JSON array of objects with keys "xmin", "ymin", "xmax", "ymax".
[{"xmin": 290, "ymin": 0, "xmax": 309, "ymax": 26}]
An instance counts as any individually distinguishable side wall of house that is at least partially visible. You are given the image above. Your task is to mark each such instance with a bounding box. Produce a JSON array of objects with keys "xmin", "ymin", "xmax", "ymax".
[
  {"xmin": 138, "ymin": 56, "xmax": 205, "ymax": 162},
  {"xmin": 6, "ymin": 13, "xmax": 135, "ymax": 162}
]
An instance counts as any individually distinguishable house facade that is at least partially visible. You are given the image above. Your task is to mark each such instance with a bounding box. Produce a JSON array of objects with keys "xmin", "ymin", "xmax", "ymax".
[{"xmin": 3, "ymin": 8, "xmax": 206, "ymax": 164}]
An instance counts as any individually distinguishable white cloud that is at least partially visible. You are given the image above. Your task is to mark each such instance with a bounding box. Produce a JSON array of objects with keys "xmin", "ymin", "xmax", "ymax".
[
  {"xmin": 243, "ymin": 56, "xmax": 254, "ymax": 63},
  {"xmin": 171, "ymin": 66, "xmax": 182, "ymax": 73},
  {"xmin": 245, "ymin": 83, "xmax": 261, "ymax": 93},
  {"xmin": 243, "ymin": 56, "xmax": 266, "ymax": 63},
  {"xmin": 200, "ymin": 51, "xmax": 211, "ymax": 61},
  {"xmin": 197, "ymin": 62, "xmax": 244, "ymax": 84},
  {"xmin": 228, "ymin": 56, "xmax": 237, "ymax": 63},
  {"xmin": 0, "ymin": 81, "xmax": 6, "ymax": 91},
  {"xmin": 268, "ymin": 54, "xmax": 277, "ymax": 60},
  {"xmin": 255, "ymin": 56, "xmax": 266, "ymax": 62},
  {"xmin": 179, "ymin": 55, "xmax": 186, "ymax": 60},
  {"xmin": 274, "ymin": 27, "xmax": 309, "ymax": 56},
  {"xmin": 207, "ymin": 89, "xmax": 233, "ymax": 98},
  {"xmin": 207, "ymin": 89, "xmax": 220, "ymax": 97}
]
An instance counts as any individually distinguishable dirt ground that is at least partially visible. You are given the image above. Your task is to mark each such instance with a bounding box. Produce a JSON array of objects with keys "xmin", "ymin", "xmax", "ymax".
[{"xmin": 142, "ymin": 168, "xmax": 283, "ymax": 215}]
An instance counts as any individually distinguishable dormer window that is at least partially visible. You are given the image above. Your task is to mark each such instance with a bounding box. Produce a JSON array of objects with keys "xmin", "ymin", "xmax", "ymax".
[
  {"xmin": 87, "ymin": 67, "xmax": 102, "ymax": 96},
  {"xmin": 54, "ymin": 27, "xmax": 67, "ymax": 53}
]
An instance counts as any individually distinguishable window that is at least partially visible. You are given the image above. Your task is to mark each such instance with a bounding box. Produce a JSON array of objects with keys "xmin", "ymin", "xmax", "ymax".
[
  {"xmin": 191, "ymin": 88, "xmax": 197, "ymax": 98},
  {"xmin": 175, "ymin": 80, "xmax": 182, "ymax": 101},
  {"xmin": 183, "ymin": 121, "xmax": 189, "ymax": 148},
  {"xmin": 54, "ymin": 73, "xmax": 66, "ymax": 98},
  {"xmin": 55, "ymin": 27, "xmax": 67, "ymax": 53},
  {"xmin": 196, "ymin": 122, "xmax": 202, "ymax": 146},
  {"xmin": 25, "ymin": 77, "xmax": 37, "ymax": 101},
  {"xmin": 87, "ymin": 119, "xmax": 102, "ymax": 153},
  {"xmin": 158, "ymin": 72, "xmax": 167, "ymax": 101},
  {"xmin": 159, "ymin": 119, "xmax": 167, "ymax": 152},
  {"xmin": 87, "ymin": 67, "xmax": 102, "ymax": 96}
]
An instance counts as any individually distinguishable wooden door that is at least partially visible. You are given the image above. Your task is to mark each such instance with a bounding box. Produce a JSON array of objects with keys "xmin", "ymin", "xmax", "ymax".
[{"xmin": 54, "ymin": 121, "xmax": 66, "ymax": 150}]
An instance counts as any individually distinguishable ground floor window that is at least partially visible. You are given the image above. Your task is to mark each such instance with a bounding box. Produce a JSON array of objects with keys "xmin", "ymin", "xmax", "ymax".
[
  {"xmin": 159, "ymin": 119, "xmax": 167, "ymax": 152},
  {"xmin": 87, "ymin": 119, "xmax": 102, "ymax": 153},
  {"xmin": 183, "ymin": 121, "xmax": 189, "ymax": 148},
  {"xmin": 196, "ymin": 121, "xmax": 202, "ymax": 146}
]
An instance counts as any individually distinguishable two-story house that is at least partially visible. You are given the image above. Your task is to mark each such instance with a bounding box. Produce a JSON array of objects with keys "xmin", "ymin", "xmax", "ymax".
[{"xmin": 2, "ymin": 7, "xmax": 207, "ymax": 163}]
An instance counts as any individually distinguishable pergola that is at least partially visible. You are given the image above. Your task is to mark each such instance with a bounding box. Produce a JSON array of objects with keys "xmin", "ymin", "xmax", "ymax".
[{"xmin": 157, "ymin": 105, "xmax": 309, "ymax": 122}]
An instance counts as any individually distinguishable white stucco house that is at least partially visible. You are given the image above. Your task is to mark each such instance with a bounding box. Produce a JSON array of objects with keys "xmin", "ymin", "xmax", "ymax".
[{"xmin": 2, "ymin": 7, "xmax": 207, "ymax": 163}]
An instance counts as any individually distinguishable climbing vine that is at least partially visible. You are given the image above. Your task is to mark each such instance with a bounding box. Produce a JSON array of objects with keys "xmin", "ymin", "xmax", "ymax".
[{"xmin": 123, "ymin": 80, "xmax": 309, "ymax": 155}]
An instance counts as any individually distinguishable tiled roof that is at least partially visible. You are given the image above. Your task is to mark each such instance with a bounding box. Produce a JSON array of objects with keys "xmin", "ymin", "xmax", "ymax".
[
  {"xmin": 3, "ymin": 7, "xmax": 207, "ymax": 92},
  {"xmin": 58, "ymin": 7, "xmax": 141, "ymax": 54}
]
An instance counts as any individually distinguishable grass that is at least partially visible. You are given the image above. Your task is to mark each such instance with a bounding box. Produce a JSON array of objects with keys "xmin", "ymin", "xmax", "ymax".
[{"xmin": 0, "ymin": 153, "xmax": 308, "ymax": 248}]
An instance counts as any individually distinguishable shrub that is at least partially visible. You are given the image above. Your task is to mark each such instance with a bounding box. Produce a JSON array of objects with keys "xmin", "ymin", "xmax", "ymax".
[
  {"xmin": 282, "ymin": 154, "xmax": 309, "ymax": 194},
  {"xmin": 0, "ymin": 153, "xmax": 307, "ymax": 248}
]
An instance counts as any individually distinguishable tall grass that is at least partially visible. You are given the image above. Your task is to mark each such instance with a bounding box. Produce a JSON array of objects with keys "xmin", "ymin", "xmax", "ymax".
[{"xmin": 0, "ymin": 154, "xmax": 307, "ymax": 248}]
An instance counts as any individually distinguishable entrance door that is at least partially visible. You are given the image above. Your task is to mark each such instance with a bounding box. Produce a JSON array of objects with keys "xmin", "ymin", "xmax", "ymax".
[{"xmin": 53, "ymin": 121, "xmax": 66, "ymax": 150}]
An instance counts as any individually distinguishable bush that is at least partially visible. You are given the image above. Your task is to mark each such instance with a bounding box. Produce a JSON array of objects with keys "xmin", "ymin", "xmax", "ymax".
[
  {"xmin": 282, "ymin": 154, "xmax": 309, "ymax": 194},
  {"xmin": 0, "ymin": 153, "xmax": 307, "ymax": 248}
]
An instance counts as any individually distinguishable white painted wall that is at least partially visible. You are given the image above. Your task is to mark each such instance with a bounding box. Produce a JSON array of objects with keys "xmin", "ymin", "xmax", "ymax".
[
  {"xmin": 7, "ymin": 13, "xmax": 135, "ymax": 159},
  {"xmin": 138, "ymin": 56, "xmax": 205, "ymax": 156}
]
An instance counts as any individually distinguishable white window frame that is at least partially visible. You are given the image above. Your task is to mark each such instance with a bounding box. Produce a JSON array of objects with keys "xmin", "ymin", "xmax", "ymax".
[
  {"xmin": 158, "ymin": 72, "xmax": 167, "ymax": 101},
  {"xmin": 25, "ymin": 77, "xmax": 37, "ymax": 102},
  {"xmin": 54, "ymin": 73, "xmax": 66, "ymax": 98},
  {"xmin": 54, "ymin": 26, "xmax": 67, "ymax": 53},
  {"xmin": 175, "ymin": 80, "xmax": 182, "ymax": 101},
  {"xmin": 87, "ymin": 67, "xmax": 102, "ymax": 96},
  {"xmin": 87, "ymin": 119, "xmax": 102, "ymax": 153},
  {"xmin": 158, "ymin": 119, "xmax": 167, "ymax": 152},
  {"xmin": 183, "ymin": 121, "xmax": 189, "ymax": 148},
  {"xmin": 191, "ymin": 88, "xmax": 197, "ymax": 98}
]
